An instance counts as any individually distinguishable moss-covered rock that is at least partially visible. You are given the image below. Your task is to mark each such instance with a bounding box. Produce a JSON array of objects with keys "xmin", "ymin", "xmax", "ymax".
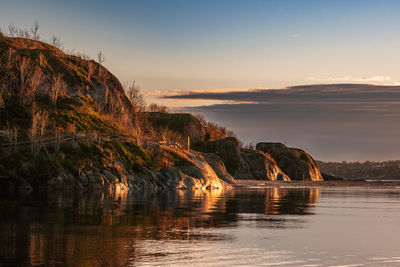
[{"xmin": 146, "ymin": 112, "xmax": 206, "ymax": 143}]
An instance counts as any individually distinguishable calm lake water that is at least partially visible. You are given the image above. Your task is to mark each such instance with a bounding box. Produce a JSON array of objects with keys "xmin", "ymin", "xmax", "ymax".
[{"xmin": 1, "ymin": 187, "xmax": 400, "ymax": 266}]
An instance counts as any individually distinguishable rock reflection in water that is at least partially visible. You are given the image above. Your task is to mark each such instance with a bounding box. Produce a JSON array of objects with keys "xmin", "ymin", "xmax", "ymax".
[{"xmin": 0, "ymin": 187, "xmax": 320, "ymax": 266}]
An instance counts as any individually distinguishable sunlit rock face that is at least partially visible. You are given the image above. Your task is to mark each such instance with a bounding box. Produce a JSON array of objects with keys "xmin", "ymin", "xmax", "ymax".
[
  {"xmin": 193, "ymin": 137, "xmax": 249, "ymax": 178},
  {"xmin": 151, "ymin": 151, "xmax": 231, "ymax": 191},
  {"xmin": 49, "ymin": 146, "xmax": 231, "ymax": 193},
  {"xmin": 256, "ymin": 142, "xmax": 323, "ymax": 181},
  {"xmin": 193, "ymin": 137, "xmax": 288, "ymax": 181},
  {"xmin": 201, "ymin": 153, "xmax": 236, "ymax": 184},
  {"xmin": 240, "ymin": 148, "xmax": 290, "ymax": 181},
  {"xmin": 44, "ymin": 149, "xmax": 230, "ymax": 194},
  {"xmin": 176, "ymin": 152, "xmax": 227, "ymax": 190}
]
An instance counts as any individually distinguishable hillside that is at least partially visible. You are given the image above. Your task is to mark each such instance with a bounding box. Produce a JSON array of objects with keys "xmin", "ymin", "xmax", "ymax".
[
  {"xmin": 0, "ymin": 33, "xmax": 325, "ymax": 194},
  {"xmin": 0, "ymin": 33, "xmax": 133, "ymax": 133}
]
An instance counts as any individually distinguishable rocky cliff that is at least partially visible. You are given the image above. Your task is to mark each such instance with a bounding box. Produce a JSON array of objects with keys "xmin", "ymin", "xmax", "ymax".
[
  {"xmin": 193, "ymin": 137, "xmax": 290, "ymax": 181},
  {"xmin": 256, "ymin": 142, "xmax": 323, "ymax": 181},
  {"xmin": 240, "ymin": 148, "xmax": 290, "ymax": 181},
  {"xmin": 0, "ymin": 33, "xmax": 133, "ymax": 120}
]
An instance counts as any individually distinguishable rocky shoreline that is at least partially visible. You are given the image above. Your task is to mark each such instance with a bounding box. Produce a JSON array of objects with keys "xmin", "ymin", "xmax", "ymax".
[
  {"xmin": 0, "ymin": 34, "xmax": 357, "ymax": 196},
  {"xmin": 2, "ymin": 143, "xmax": 234, "ymax": 196}
]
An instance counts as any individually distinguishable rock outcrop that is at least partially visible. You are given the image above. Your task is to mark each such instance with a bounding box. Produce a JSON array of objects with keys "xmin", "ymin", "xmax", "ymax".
[
  {"xmin": 193, "ymin": 137, "xmax": 289, "ymax": 181},
  {"xmin": 240, "ymin": 148, "xmax": 290, "ymax": 181},
  {"xmin": 0, "ymin": 34, "xmax": 133, "ymax": 119},
  {"xmin": 37, "ymin": 145, "xmax": 231, "ymax": 194},
  {"xmin": 202, "ymin": 153, "xmax": 236, "ymax": 184},
  {"xmin": 256, "ymin": 142, "xmax": 323, "ymax": 181},
  {"xmin": 146, "ymin": 112, "xmax": 206, "ymax": 143},
  {"xmin": 193, "ymin": 137, "xmax": 250, "ymax": 178}
]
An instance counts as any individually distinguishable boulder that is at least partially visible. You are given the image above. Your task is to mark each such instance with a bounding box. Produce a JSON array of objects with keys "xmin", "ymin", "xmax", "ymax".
[
  {"xmin": 193, "ymin": 137, "xmax": 249, "ymax": 178},
  {"xmin": 256, "ymin": 142, "xmax": 323, "ymax": 181},
  {"xmin": 240, "ymin": 148, "xmax": 290, "ymax": 181},
  {"xmin": 146, "ymin": 112, "xmax": 206, "ymax": 143}
]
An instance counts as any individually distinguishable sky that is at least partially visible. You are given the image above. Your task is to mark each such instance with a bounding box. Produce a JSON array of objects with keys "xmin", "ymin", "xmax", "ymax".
[{"xmin": 1, "ymin": 0, "xmax": 400, "ymax": 161}]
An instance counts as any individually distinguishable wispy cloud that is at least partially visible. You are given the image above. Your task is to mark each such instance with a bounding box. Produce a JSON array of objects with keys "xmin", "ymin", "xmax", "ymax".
[
  {"xmin": 144, "ymin": 88, "xmax": 260, "ymax": 97},
  {"xmin": 306, "ymin": 75, "xmax": 393, "ymax": 83},
  {"xmin": 292, "ymin": 34, "xmax": 301, "ymax": 38},
  {"xmin": 163, "ymin": 84, "xmax": 400, "ymax": 104}
]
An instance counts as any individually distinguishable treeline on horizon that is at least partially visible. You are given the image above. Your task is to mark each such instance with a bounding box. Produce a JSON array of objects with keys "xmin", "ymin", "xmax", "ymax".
[{"xmin": 317, "ymin": 160, "xmax": 400, "ymax": 180}]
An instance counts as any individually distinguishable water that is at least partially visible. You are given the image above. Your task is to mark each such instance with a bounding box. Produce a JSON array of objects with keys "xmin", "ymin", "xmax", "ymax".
[{"xmin": 1, "ymin": 187, "xmax": 400, "ymax": 266}]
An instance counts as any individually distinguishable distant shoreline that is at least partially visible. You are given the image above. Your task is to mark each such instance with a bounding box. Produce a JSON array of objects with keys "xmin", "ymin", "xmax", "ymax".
[{"xmin": 234, "ymin": 180, "xmax": 400, "ymax": 188}]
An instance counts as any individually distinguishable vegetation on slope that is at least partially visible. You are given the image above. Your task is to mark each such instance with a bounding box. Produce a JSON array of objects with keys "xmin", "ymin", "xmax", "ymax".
[{"xmin": 0, "ymin": 23, "xmax": 325, "ymax": 193}]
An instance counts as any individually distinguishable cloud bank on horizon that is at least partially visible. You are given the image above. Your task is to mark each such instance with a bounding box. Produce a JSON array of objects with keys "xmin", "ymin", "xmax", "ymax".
[
  {"xmin": 163, "ymin": 84, "xmax": 400, "ymax": 162},
  {"xmin": 307, "ymin": 76, "xmax": 399, "ymax": 84}
]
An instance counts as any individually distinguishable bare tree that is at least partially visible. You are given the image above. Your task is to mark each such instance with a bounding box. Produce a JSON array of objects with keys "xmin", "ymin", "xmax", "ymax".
[
  {"xmin": 31, "ymin": 105, "xmax": 49, "ymax": 156},
  {"xmin": 17, "ymin": 29, "xmax": 24, "ymax": 38},
  {"xmin": 0, "ymin": 48, "xmax": 18, "ymax": 99},
  {"xmin": 7, "ymin": 48, "xmax": 15, "ymax": 66},
  {"xmin": 16, "ymin": 56, "xmax": 43, "ymax": 107},
  {"xmin": 18, "ymin": 57, "xmax": 33, "ymax": 106},
  {"xmin": 51, "ymin": 34, "xmax": 62, "ymax": 49},
  {"xmin": 8, "ymin": 24, "xmax": 17, "ymax": 37},
  {"xmin": 125, "ymin": 80, "xmax": 147, "ymax": 146},
  {"xmin": 97, "ymin": 51, "xmax": 105, "ymax": 80},
  {"xmin": 97, "ymin": 51, "xmax": 105, "ymax": 64},
  {"xmin": 31, "ymin": 21, "xmax": 40, "ymax": 40},
  {"xmin": 87, "ymin": 60, "xmax": 95, "ymax": 81},
  {"xmin": 126, "ymin": 80, "xmax": 146, "ymax": 112},
  {"xmin": 29, "ymin": 67, "xmax": 43, "ymax": 101},
  {"xmin": 148, "ymin": 103, "xmax": 168, "ymax": 113},
  {"xmin": 23, "ymin": 29, "xmax": 30, "ymax": 38},
  {"xmin": 50, "ymin": 73, "xmax": 66, "ymax": 103}
]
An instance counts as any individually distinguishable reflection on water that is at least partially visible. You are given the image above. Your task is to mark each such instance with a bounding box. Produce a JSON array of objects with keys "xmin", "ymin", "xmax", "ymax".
[{"xmin": 0, "ymin": 187, "xmax": 399, "ymax": 266}]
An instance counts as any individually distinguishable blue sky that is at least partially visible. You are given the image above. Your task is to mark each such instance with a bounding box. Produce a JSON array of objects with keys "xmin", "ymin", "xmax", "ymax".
[
  {"xmin": 2, "ymin": 0, "xmax": 400, "ymax": 92},
  {"xmin": 2, "ymin": 0, "xmax": 400, "ymax": 161}
]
